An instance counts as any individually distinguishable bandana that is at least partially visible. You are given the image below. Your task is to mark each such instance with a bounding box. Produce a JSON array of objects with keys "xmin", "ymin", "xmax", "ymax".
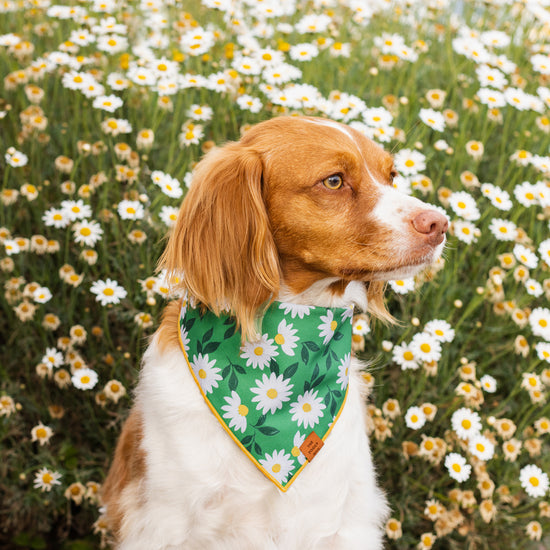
[{"xmin": 178, "ymin": 297, "xmax": 353, "ymax": 492}]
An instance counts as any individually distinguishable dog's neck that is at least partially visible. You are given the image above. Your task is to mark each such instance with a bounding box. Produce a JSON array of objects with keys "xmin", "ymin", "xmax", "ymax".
[{"xmin": 277, "ymin": 278, "xmax": 368, "ymax": 312}]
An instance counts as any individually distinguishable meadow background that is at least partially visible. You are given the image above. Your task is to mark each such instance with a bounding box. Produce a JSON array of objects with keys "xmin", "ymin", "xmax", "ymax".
[{"xmin": 2, "ymin": 0, "xmax": 550, "ymax": 548}]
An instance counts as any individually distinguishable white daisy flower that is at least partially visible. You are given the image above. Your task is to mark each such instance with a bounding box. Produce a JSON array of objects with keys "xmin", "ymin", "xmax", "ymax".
[
  {"xmin": 392, "ymin": 342, "xmax": 420, "ymax": 370},
  {"xmin": 488, "ymin": 218, "xmax": 518, "ymax": 241},
  {"xmin": 424, "ymin": 320, "xmax": 455, "ymax": 342},
  {"xmin": 33, "ymin": 468, "xmax": 62, "ymax": 492},
  {"xmin": 419, "ymin": 108, "xmax": 445, "ymax": 132},
  {"xmin": 92, "ymin": 94, "xmax": 123, "ymax": 112},
  {"xmin": 520, "ymin": 464, "xmax": 549, "ymax": 498},
  {"xmin": 445, "ymin": 453, "xmax": 472, "ymax": 483},
  {"xmin": 42, "ymin": 207, "xmax": 71, "ymax": 228},
  {"xmin": 469, "ymin": 434, "xmax": 495, "ymax": 461},
  {"xmin": 5, "ymin": 148, "xmax": 28, "ymax": 167},
  {"xmin": 41, "ymin": 347, "xmax": 64, "ymax": 368},
  {"xmin": 240, "ymin": 334, "xmax": 279, "ymax": 369},
  {"xmin": 71, "ymin": 368, "xmax": 98, "ymax": 390},
  {"xmin": 362, "ymin": 107, "xmax": 393, "ymax": 128},
  {"xmin": 318, "ymin": 310, "xmax": 338, "ymax": 345},
  {"xmin": 221, "ymin": 391, "xmax": 249, "ymax": 433},
  {"xmin": 274, "ymin": 319, "xmax": 299, "ymax": 356},
  {"xmin": 190, "ymin": 353, "xmax": 222, "ymax": 394},
  {"xmin": 514, "ymin": 181, "xmax": 539, "ymax": 206},
  {"xmin": 477, "ymin": 87, "xmax": 506, "ymax": 107},
  {"xmin": 538, "ymin": 238, "xmax": 550, "ymax": 265},
  {"xmin": 336, "ymin": 353, "xmax": 351, "ymax": 391},
  {"xmin": 525, "ymin": 278, "xmax": 543, "ymax": 297},
  {"xmin": 4, "ymin": 239, "xmax": 20, "ymax": 256},
  {"xmin": 250, "ymin": 372, "xmax": 294, "ymax": 415},
  {"xmin": 290, "ymin": 390, "xmax": 326, "ymax": 429},
  {"xmin": 33, "ymin": 286, "xmax": 52, "ymax": 304},
  {"xmin": 451, "ymin": 407, "xmax": 482, "ymax": 440},
  {"xmin": 289, "ymin": 42, "xmax": 319, "ymax": 62},
  {"xmin": 535, "ymin": 342, "xmax": 550, "ymax": 363},
  {"xmin": 513, "ymin": 244, "xmax": 538, "ymax": 269},
  {"xmin": 118, "ymin": 200, "xmax": 144, "ymax": 220},
  {"xmin": 61, "ymin": 199, "xmax": 92, "ymax": 221},
  {"xmin": 393, "ymin": 149, "xmax": 426, "ymax": 176},
  {"xmin": 90, "ymin": 278, "xmax": 127, "ymax": 306},
  {"xmin": 72, "ymin": 219, "xmax": 103, "ymax": 247},
  {"xmin": 389, "ymin": 278, "xmax": 415, "ymax": 294},
  {"xmin": 159, "ymin": 205, "xmax": 179, "ymax": 227},
  {"xmin": 405, "ymin": 406, "xmax": 426, "ymax": 429},
  {"xmin": 259, "ymin": 449, "xmax": 295, "ymax": 484},
  {"xmin": 449, "ymin": 191, "xmax": 480, "ymax": 221},
  {"xmin": 452, "ymin": 220, "xmax": 478, "ymax": 244},
  {"xmin": 410, "ymin": 333, "xmax": 442, "ymax": 363},
  {"xmin": 480, "ymin": 374, "xmax": 497, "ymax": 393}
]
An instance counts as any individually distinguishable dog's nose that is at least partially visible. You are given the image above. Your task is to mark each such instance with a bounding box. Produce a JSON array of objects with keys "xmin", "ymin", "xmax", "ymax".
[{"xmin": 412, "ymin": 210, "xmax": 448, "ymax": 245}]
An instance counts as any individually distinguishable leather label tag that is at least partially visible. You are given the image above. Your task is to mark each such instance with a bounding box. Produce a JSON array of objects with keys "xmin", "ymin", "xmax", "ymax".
[{"xmin": 300, "ymin": 431, "xmax": 324, "ymax": 462}]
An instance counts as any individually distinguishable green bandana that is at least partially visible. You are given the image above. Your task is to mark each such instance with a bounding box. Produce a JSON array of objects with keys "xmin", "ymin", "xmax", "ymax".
[{"xmin": 178, "ymin": 297, "xmax": 353, "ymax": 491}]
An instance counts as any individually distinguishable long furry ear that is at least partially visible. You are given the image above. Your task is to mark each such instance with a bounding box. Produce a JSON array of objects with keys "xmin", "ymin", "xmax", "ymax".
[{"xmin": 159, "ymin": 142, "xmax": 280, "ymax": 341}]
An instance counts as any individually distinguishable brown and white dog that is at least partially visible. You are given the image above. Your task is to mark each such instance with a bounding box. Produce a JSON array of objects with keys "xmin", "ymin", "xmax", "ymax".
[{"xmin": 102, "ymin": 116, "xmax": 447, "ymax": 549}]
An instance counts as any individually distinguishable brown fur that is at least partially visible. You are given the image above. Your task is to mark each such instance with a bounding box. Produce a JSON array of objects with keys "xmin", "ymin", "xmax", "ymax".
[{"xmin": 102, "ymin": 409, "xmax": 146, "ymax": 538}]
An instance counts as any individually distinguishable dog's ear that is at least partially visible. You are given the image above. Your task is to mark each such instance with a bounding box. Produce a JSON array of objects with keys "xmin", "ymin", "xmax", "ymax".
[{"xmin": 160, "ymin": 142, "xmax": 280, "ymax": 340}]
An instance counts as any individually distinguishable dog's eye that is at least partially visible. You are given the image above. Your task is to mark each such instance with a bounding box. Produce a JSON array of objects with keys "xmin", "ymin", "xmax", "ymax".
[
  {"xmin": 322, "ymin": 174, "xmax": 344, "ymax": 190},
  {"xmin": 389, "ymin": 169, "xmax": 398, "ymax": 186}
]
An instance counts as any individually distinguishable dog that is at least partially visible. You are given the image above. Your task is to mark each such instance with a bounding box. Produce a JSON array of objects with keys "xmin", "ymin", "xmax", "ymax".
[{"xmin": 102, "ymin": 116, "xmax": 447, "ymax": 549}]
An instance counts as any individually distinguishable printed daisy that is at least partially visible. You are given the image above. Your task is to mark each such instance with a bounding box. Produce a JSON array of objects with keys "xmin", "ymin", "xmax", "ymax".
[
  {"xmin": 291, "ymin": 432, "xmax": 306, "ymax": 465},
  {"xmin": 520, "ymin": 464, "xmax": 549, "ymax": 498},
  {"xmin": 190, "ymin": 353, "xmax": 222, "ymax": 394},
  {"xmin": 290, "ymin": 390, "xmax": 326, "ymax": 429},
  {"xmin": 318, "ymin": 310, "xmax": 338, "ymax": 345},
  {"xmin": 33, "ymin": 468, "xmax": 62, "ymax": 492},
  {"xmin": 240, "ymin": 334, "xmax": 279, "ymax": 370},
  {"xmin": 445, "ymin": 452, "xmax": 472, "ymax": 482},
  {"xmin": 221, "ymin": 391, "xmax": 249, "ymax": 433},
  {"xmin": 71, "ymin": 368, "xmax": 98, "ymax": 390},
  {"xmin": 336, "ymin": 353, "xmax": 351, "ymax": 391},
  {"xmin": 274, "ymin": 319, "xmax": 299, "ymax": 356},
  {"xmin": 278, "ymin": 302, "xmax": 313, "ymax": 320},
  {"xmin": 90, "ymin": 278, "xmax": 127, "ymax": 306},
  {"xmin": 451, "ymin": 407, "xmax": 482, "ymax": 440},
  {"xmin": 405, "ymin": 406, "xmax": 427, "ymax": 429},
  {"xmin": 259, "ymin": 449, "xmax": 295, "ymax": 484},
  {"xmin": 250, "ymin": 372, "xmax": 294, "ymax": 415}
]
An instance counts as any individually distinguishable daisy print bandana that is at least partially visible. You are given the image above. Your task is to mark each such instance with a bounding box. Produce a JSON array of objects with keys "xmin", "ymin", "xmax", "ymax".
[{"xmin": 178, "ymin": 298, "xmax": 354, "ymax": 491}]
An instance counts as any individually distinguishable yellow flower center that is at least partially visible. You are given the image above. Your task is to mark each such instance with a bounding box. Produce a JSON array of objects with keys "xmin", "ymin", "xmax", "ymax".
[
  {"xmin": 302, "ymin": 403, "xmax": 312, "ymax": 413},
  {"xmin": 267, "ymin": 389, "xmax": 278, "ymax": 399},
  {"xmin": 238, "ymin": 404, "xmax": 248, "ymax": 416}
]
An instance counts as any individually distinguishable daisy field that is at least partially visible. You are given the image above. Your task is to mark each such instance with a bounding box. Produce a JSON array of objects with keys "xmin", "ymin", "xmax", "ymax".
[{"xmin": 1, "ymin": 0, "xmax": 550, "ymax": 548}]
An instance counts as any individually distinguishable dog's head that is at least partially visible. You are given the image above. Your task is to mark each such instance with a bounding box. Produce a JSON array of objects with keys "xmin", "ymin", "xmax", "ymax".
[{"xmin": 161, "ymin": 116, "xmax": 447, "ymax": 339}]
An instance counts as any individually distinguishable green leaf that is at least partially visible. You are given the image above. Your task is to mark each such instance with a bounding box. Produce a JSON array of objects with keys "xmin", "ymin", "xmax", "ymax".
[
  {"xmin": 283, "ymin": 362, "xmax": 299, "ymax": 379},
  {"xmin": 228, "ymin": 371, "xmax": 238, "ymax": 391},
  {"xmin": 203, "ymin": 341, "xmax": 220, "ymax": 353},
  {"xmin": 258, "ymin": 426, "xmax": 280, "ymax": 436}
]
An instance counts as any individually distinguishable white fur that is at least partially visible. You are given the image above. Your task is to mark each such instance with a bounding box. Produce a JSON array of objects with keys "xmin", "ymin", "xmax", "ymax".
[{"xmin": 114, "ymin": 281, "xmax": 389, "ymax": 549}]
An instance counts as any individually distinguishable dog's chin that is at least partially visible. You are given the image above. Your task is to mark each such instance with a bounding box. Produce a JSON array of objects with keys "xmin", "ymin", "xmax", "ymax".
[{"xmin": 347, "ymin": 240, "xmax": 446, "ymax": 282}]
